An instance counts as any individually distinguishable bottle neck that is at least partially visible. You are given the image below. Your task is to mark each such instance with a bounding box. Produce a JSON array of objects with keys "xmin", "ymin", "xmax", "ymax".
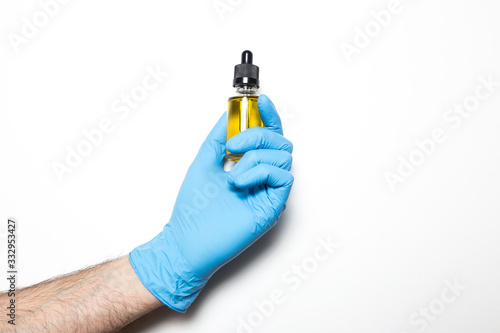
[{"xmin": 234, "ymin": 85, "xmax": 259, "ymax": 95}]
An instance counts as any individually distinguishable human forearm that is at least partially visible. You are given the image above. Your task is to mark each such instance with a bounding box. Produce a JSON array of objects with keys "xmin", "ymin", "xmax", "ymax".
[{"xmin": 0, "ymin": 256, "xmax": 162, "ymax": 333}]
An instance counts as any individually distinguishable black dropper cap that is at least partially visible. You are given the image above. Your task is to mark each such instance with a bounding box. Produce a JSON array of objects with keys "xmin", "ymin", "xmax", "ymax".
[{"xmin": 233, "ymin": 50, "xmax": 259, "ymax": 88}]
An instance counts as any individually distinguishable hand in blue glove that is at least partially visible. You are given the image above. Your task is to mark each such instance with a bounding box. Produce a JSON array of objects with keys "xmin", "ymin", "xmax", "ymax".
[{"xmin": 129, "ymin": 94, "xmax": 294, "ymax": 312}]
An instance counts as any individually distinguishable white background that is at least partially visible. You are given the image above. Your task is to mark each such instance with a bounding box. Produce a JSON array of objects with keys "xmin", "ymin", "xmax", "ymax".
[{"xmin": 1, "ymin": 0, "xmax": 500, "ymax": 332}]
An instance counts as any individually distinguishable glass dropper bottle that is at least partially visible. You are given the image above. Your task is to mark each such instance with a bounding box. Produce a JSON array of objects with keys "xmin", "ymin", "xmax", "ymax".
[{"xmin": 225, "ymin": 50, "xmax": 263, "ymax": 162}]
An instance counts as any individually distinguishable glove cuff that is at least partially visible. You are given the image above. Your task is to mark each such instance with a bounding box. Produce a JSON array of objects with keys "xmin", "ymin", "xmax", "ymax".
[{"xmin": 128, "ymin": 232, "xmax": 208, "ymax": 312}]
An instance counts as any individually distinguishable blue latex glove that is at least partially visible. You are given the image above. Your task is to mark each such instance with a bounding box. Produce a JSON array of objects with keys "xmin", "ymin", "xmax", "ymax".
[{"xmin": 129, "ymin": 94, "xmax": 294, "ymax": 312}]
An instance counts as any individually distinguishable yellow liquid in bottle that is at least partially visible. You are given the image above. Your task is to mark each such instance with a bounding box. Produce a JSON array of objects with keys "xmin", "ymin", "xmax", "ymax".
[{"xmin": 226, "ymin": 95, "xmax": 263, "ymax": 161}]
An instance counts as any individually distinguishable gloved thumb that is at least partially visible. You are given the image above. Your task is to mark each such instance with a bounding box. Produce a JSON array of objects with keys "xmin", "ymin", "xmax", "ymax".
[{"xmin": 195, "ymin": 112, "xmax": 227, "ymax": 167}]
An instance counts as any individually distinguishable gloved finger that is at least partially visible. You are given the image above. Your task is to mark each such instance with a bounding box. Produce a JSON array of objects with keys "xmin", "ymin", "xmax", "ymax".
[
  {"xmin": 226, "ymin": 126, "xmax": 293, "ymax": 154},
  {"xmin": 227, "ymin": 150, "xmax": 292, "ymax": 186},
  {"xmin": 258, "ymin": 95, "xmax": 283, "ymax": 135},
  {"xmin": 231, "ymin": 163, "xmax": 294, "ymax": 189},
  {"xmin": 196, "ymin": 112, "xmax": 227, "ymax": 166}
]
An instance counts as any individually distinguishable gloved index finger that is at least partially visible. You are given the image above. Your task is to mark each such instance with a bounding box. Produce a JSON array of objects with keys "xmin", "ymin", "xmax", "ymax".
[
  {"xmin": 258, "ymin": 94, "xmax": 283, "ymax": 135},
  {"xmin": 226, "ymin": 126, "xmax": 293, "ymax": 154}
]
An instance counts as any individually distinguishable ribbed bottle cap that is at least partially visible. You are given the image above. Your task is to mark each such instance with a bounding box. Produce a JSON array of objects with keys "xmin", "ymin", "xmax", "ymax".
[{"xmin": 233, "ymin": 50, "xmax": 259, "ymax": 88}]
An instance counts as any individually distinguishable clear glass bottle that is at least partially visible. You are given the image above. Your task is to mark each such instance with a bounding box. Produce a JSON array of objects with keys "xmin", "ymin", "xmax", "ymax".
[{"xmin": 226, "ymin": 51, "xmax": 263, "ymax": 162}]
